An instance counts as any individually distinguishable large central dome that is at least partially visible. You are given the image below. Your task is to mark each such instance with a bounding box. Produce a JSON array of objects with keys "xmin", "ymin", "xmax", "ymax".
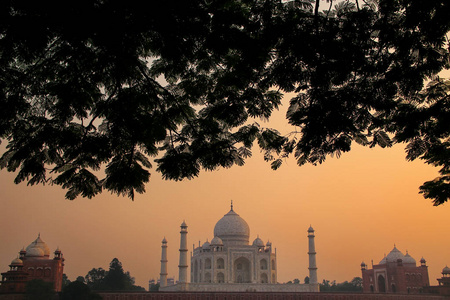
[{"xmin": 213, "ymin": 205, "xmax": 250, "ymax": 246}]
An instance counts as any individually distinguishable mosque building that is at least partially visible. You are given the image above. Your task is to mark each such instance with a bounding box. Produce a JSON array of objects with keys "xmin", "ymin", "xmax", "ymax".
[
  {"xmin": 0, "ymin": 234, "xmax": 64, "ymax": 293},
  {"xmin": 361, "ymin": 245, "xmax": 429, "ymax": 294},
  {"xmin": 159, "ymin": 203, "xmax": 319, "ymax": 292},
  {"xmin": 423, "ymin": 265, "xmax": 450, "ymax": 296}
]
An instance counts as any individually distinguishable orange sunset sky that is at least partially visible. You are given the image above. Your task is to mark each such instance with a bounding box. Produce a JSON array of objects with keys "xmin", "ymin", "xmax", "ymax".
[{"xmin": 1, "ymin": 83, "xmax": 449, "ymax": 290}]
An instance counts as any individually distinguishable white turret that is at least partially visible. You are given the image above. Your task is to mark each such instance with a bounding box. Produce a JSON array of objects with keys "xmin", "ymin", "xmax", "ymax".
[
  {"xmin": 178, "ymin": 221, "xmax": 188, "ymax": 283},
  {"xmin": 160, "ymin": 237, "xmax": 168, "ymax": 287},
  {"xmin": 308, "ymin": 226, "xmax": 318, "ymax": 284}
]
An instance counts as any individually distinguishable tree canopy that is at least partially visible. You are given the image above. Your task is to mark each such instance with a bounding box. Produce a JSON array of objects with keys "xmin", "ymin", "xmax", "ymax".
[
  {"xmin": 1, "ymin": 0, "xmax": 449, "ymax": 204},
  {"xmin": 24, "ymin": 279, "xmax": 55, "ymax": 300},
  {"xmin": 61, "ymin": 281, "xmax": 102, "ymax": 300},
  {"xmin": 84, "ymin": 258, "xmax": 144, "ymax": 291},
  {"xmin": 319, "ymin": 277, "xmax": 362, "ymax": 292}
]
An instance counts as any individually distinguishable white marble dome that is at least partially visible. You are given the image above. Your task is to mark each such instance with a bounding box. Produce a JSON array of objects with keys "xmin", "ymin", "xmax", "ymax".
[
  {"xmin": 252, "ymin": 236, "xmax": 264, "ymax": 247},
  {"xmin": 26, "ymin": 234, "xmax": 50, "ymax": 257},
  {"xmin": 443, "ymin": 266, "xmax": 450, "ymax": 275},
  {"xmin": 403, "ymin": 252, "xmax": 416, "ymax": 264},
  {"xmin": 202, "ymin": 240, "xmax": 211, "ymax": 249},
  {"xmin": 379, "ymin": 246, "xmax": 405, "ymax": 264},
  {"xmin": 213, "ymin": 207, "xmax": 250, "ymax": 246},
  {"xmin": 26, "ymin": 246, "xmax": 45, "ymax": 257},
  {"xmin": 210, "ymin": 236, "xmax": 223, "ymax": 246},
  {"xmin": 11, "ymin": 257, "xmax": 23, "ymax": 265}
]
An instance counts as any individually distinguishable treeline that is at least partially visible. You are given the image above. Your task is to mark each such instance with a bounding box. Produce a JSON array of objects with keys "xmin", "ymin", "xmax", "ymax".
[
  {"xmin": 58, "ymin": 258, "xmax": 145, "ymax": 299},
  {"xmin": 319, "ymin": 277, "xmax": 362, "ymax": 292},
  {"xmin": 79, "ymin": 258, "xmax": 145, "ymax": 291}
]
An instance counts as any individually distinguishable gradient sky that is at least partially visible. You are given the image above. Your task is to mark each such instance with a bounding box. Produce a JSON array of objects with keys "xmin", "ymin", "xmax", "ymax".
[{"xmin": 1, "ymin": 73, "xmax": 449, "ymax": 289}]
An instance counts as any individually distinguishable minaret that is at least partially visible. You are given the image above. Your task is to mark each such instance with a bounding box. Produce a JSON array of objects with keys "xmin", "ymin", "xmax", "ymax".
[
  {"xmin": 308, "ymin": 225, "xmax": 318, "ymax": 284},
  {"xmin": 178, "ymin": 221, "xmax": 188, "ymax": 284},
  {"xmin": 160, "ymin": 237, "xmax": 168, "ymax": 287}
]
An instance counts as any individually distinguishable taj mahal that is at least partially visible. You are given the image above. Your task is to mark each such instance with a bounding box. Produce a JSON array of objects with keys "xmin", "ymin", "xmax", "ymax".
[{"xmin": 159, "ymin": 203, "xmax": 319, "ymax": 292}]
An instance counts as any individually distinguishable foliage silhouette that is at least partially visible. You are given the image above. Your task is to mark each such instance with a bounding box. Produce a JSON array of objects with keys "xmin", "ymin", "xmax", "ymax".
[
  {"xmin": 61, "ymin": 281, "xmax": 102, "ymax": 300},
  {"xmin": 1, "ymin": 0, "xmax": 449, "ymax": 204},
  {"xmin": 319, "ymin": 277, "xmax": 362, "ymax": 292},
  {"xmin": 84, "ymin": 258, "xmax": 144, "ymax": 291},
  {"xmin": 23, "ymin": 279, "xmax": 55, "ymax": 300}
]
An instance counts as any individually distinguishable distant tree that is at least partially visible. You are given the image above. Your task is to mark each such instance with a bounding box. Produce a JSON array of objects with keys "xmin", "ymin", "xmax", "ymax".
[
  {"xmin": 103, "ymin": 258, "xmax": 131, "ymax": 290},
  {"xmin": 62, "ymin": 273, "xmax": 71, "ymax": 289},
  {"xmin": 76, "ymin": 276, "xmax": 86, "ymax": 283},
  {"xmin": 85, "ymin": 258, "xmax": 144, "ymax": 291},
  {"xmin": 304, "ymin": 276, "xmax": 310, "ymax": 284},
  {"xmin": 293, "ymin": 278, "xmax": 300, "ymax": 284},
  {"xmin": 149, "ymin": 283, "xmax": 160, "ymax": 292},
  {"xmin": 319, "ymin": 278, "xmax": 363, "ymax": 292},
  {"xmin": 319, "ymin": 279, "xmax": 335, "ymax": 292},
  {"xmin": 351, "ymin": 277, "xmax": 363, "ymax": 289},
  {"xmin": 286, "ymin": 280, "xmax": 293, "ymax": 284},
  {"xmin": 61, "ymin": 281, "xmax": 102, "ymax": 300},
  {"xmin": 1, "ymin": 0, "xmax": 449, "ymax": 205},
  {"xmin": 24, "ymin": 279, "xmax": 55, "ymax": 300},
  {"xmin": 85, "ymin": 268, "xmax": 107, "ymax": 290}
]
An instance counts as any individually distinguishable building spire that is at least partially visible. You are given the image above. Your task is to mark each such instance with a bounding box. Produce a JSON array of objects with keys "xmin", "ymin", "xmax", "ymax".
[
  {"xmin": 308, "ymin": 226, "xmax": 318, "ymax": 285},
  {"xmin": 160, "ymin": 237, "xmax": 168, "ymax": 287},
  {"xmin": 178, "ymin": 221, "xmax": 188, "ymax": 284}
]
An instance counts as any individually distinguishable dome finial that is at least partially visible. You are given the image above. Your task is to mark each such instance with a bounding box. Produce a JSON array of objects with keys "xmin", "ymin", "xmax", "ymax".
[{"xmin": 231, "ymin": 200, "xmax": 233, "ymax": 211}]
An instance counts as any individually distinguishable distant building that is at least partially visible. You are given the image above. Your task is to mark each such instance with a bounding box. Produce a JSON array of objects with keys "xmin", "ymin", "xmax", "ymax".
[
  {"xmin": 159, "ymin": 202, "xmax": 319, "ymax": 292},
  {"xmin": 423, "ymin": 265, "xmax": 450, "ymax": 296},
  {"xmin": 149, "ymin": 277, "xmax": 175, "ymax": 290},
  {"xmin": 0, "ymin": 234, "xmax": 64, "ymax": 293},
  {"xmin": 361, "ymin": 245, "xmax": 429, "ymax": 294}
]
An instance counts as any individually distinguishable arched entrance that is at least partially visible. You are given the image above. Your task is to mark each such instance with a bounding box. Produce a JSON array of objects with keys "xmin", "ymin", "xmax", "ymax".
[
  {"xmin": 377, "ymin": 275, "xmax": 386, "ymax": 293},
  {"xmin": 260, "ymin": 259, "xmax": 267, "ymax": 270},
  {"xmin": 217, "ymin": 258, "xmax": 224, "ymax": 269},
  {"xmin": 234, "ymin": 257, "xmax": 251, "ymax": 283}
]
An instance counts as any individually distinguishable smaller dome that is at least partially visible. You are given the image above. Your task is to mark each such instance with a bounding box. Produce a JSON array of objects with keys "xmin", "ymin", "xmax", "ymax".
[
  {"xmin": 26, "ymin": 246, "xmax": 44, "ymax": 257},
  {"xmin": 403, "ymin": 252, "xmax": 416, "ymax": 264},
  {"xmin": 443, "ymin": 266, "xmax": 450, "ymax": 275},
  {"xmin": 421, "ymin": 257, "xmax": 426, "ymax": 264},
  {"xmin": 211, "ymin": 236, "xmax": 223, "ymax": 246},
  {"xmin": 202, "ymin": 240, "xmax": 211, "ymax": 249},
  {"xmin": 252, "ymin": 236, "xmax": 264, "ymax": 247},
  {"xmin": 162, "ymin": 237, "xmax": 167, "ymax": 244},
  {"xmin": 308, "ymin": 226, "xmax": 314, "ymax": 232},
  {"xmin": 361, "ymin": 261, "xmax": 366, "ymax": 267},
  {"xmin": 266, "ymin": 240, "xmax": 272, "ymax": 247},
  {"xmin": 11, "ymin": 258, "xmax": 23, "ymax": 265},
  {"xmin": 54, "ymin": 247, "xmax": 62, "ymax": 253}
]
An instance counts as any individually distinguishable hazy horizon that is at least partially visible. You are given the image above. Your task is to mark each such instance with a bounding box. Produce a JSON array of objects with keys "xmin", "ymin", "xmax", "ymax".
[{"xmin": 1, "ymin": 126, "xmax": 448, "ymax": 289}]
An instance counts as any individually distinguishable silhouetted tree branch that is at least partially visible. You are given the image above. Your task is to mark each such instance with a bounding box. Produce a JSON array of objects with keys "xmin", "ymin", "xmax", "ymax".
[{"xmin": 1, "ymin": 0, "xmax": 449, "ymax": 204}]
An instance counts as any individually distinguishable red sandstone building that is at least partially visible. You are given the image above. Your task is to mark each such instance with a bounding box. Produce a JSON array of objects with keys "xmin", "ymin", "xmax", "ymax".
[
  {"xmin": 424, "ymin": 266, "xmax": 450, "ymax": 296},
  {"xmin": 0, "ymin": 234, "xmax": 64, "ymax": 294},
  {"xmin": 361, "ymin": 245, "xmax": 429, "ymax": 294}
]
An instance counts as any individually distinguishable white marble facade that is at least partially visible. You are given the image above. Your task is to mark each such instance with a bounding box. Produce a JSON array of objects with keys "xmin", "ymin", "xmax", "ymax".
[
  {"xmin": 159, "ymin": 203, "xmax": 319, "ymax": 292},
  {"xmin": 191, "ymin": 204, "xmax": 277, "ymax": 284}
]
